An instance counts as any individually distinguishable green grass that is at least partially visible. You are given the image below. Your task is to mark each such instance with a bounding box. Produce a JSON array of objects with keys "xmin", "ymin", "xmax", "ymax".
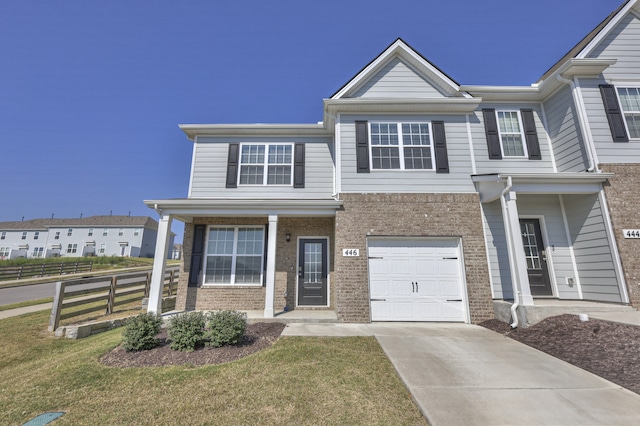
[
  {"xmin": 0, "ymin": 311, "xmax": 428, "ymax": 425},
  {"xmin": 0, "ymin": 298, "xmax": 52, "ymax": 312}
]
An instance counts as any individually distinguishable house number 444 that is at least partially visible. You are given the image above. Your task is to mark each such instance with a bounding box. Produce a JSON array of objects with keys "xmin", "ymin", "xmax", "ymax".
[
  {"xmin": 624, "ymin": 229, "xmax": 640, "ymax": 239},
  {"xmin": 342, "ymin": 249, "xmax": 360, "ymax": 257}
]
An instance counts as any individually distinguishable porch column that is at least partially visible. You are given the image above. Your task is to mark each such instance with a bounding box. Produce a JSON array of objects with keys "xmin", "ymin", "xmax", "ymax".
[
  {"xmin": 264, "ymin": 215, "xmax": 278, "ymax": 318},
  {"xmin": 503, "ymin": 191, "xmax": 534, "ymax": 306},
  {"xmin": 147, "ymin": 214, "xmax": 173, "ymax": 315}
]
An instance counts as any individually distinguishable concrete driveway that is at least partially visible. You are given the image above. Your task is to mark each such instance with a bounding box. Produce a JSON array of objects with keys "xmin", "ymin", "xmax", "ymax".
[{"xmin": 283, "ymin": 323, "xmax": 640, "ymax": 425}]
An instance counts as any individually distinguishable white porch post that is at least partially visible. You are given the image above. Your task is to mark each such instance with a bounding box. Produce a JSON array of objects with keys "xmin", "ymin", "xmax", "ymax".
[
  {"xmin": 503, "ymin": 191, "xmax": 534, "ymax": 306},
  {"xmin": 147, "ymin": 214, "xmax": 173, "ymax": 315},
  {"xmin": 264, "ymin": 215, "xmax": 278, "ymax": 318}
]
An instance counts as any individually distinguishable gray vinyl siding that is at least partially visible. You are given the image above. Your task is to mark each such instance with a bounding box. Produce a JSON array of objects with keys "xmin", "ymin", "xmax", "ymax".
[
  {"xmin": 563, "ymin": 194, "xmax": 622, "ymax": 303},
  {"xmin": 582, "ymin": 11, "xmax": 640, "ymax": 163},
  {"xmin": 190, "ymin": 136, "xmax": 334, "ymax": 198},
  {"xmin": 339, "ymin": 114, "xmax": 475, "ymax": 193},
  {"xmin": 470, "ymin": 104, "xmax": 555, "ymax": 174},
  {"xmin": 350, "ymin": 57, "xmax": 447, "ymax": 98},
  {"xmin": 482, "ymin": 200, "xmax": 512, "ymax": 299},
  {"xmin": 543, "ymin": 86, "xmax": 589, "ymax": 172},
  {"xmin": 517, "ymin": 195, "xmax": 579, "ymax": 299}
]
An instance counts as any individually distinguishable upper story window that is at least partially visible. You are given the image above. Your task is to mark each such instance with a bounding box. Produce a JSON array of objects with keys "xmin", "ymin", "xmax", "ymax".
[
  {"xmin": 203, "ymin": 226, "xmax": 264, "ymax": 285},
  {"xmin": 99, "ymin": 243, "xmax": 106, "ymax": 254},
  {"xmin": 88, "ymin": 228, "xmax": 94, "ymax": 236},
  {"xmin": 103, "ymin": 228, "xmax": 108, "ymax": 236},
  {"xmin": 239, "ymin": 144, "xmax": 292, "ymax": 185},
  {"xmin": 617, "ymin": 87, "xmax": 640, "ymax": 139},
  {"xmin": 21, "ymin": 232, "xmax": 27, "ymax": 240},
  {"xmin": 66, "ymin": 243, "xmax": 77, "ymax": 254},
  {"xmin": 67, "ymin": 228, "xmax": 73, "ymax": 236},
  {"xmin": 33, "ymin": 231, "xmax": 39, "ymax": 240},
  {"xmin": 496, "ymin": 111, "xmax": 527, "ymax": 157},
  {"xmin": 1, "ymin": 232, "xmax": 5, "ymax": 240},
  {"xmin": 118, "ymin": 228, "xmax": 124, "ymax": 236},
  {"xmin": 134, "ymin": 228, "xmax": 140, "ymax": 236},
  {"xmin": 54, "ymin": 231, "xmax": 60, "ymax": 240},
  {"xmin": 369, "ymin": 122, "xmax": 434, "ymax": 170}
]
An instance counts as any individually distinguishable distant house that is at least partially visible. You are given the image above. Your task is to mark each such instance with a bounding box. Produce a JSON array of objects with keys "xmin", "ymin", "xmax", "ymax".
[
  {"xmin": 144, "ymin": 0, "xmax": 640, "ymax": 325},
  {"xmin": 172, "ymin": 243, "xmax": 183, "ymax": 260},
  {"xmin": 0, "ymin": 216, "xmax": 175, "ymax": 260}
]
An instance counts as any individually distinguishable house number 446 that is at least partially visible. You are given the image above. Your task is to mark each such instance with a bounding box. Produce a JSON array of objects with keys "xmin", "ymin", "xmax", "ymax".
[{"xmin": 342, "ymin": 249, "xmax": 360, "ymax": 257}]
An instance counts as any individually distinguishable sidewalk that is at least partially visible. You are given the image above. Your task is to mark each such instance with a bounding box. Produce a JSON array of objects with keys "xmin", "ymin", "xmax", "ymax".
[{"xmin": 0, "ymin": 303, "xmax": 52, "ymax": 320}]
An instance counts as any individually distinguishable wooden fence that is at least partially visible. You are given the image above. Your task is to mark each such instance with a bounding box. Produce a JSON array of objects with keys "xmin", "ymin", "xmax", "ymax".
[
  {"xmin": 48, "ymin": 267, "xmax": 179, "ymax": 331},
  {"xmin": 0, "ymin": 261, "xmax": 93, "ymax": 281}
]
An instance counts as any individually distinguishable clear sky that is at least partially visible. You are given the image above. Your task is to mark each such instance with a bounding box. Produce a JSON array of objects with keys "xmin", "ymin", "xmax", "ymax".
[{"xmin": 0, "ymin": 0, "xmax": 623, "ymax": 243}]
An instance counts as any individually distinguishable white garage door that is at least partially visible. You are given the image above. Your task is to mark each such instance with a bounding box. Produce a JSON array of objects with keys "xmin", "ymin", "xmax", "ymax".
[{"xmin": 368, "ymin": 238, "xmax": 467, "ymax": 322}]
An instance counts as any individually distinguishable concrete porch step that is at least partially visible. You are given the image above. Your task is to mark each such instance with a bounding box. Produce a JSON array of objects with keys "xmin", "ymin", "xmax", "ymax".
[{"xmin": 245, "ymin": 309, "xmax": 338, "ymax": 324}]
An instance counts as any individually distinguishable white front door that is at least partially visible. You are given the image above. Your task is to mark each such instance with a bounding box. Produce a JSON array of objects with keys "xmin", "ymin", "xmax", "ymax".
[{"xmin": 368, "ymin": 238, "xmax": 466, "ymax": 322}]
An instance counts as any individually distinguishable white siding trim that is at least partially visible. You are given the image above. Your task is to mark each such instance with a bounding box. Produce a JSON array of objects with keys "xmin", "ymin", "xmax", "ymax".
[
  {"xmin": 576, "ymin": 1, "xmax": 637, "ymax": 59},
  {"xmin": 335, "ymin": 117, "xmax": 342, "ymax": 195},
  {"xmin": 559, "ymin": 194, "xmax": 583, "ymax": 299},
  {"xmin": 539, "ymin": 101, "xmax": 557, "ymax": 172},
  {"xmin": 598, "ymin": 190, "xmax": 630, "ymax": 303},
  {"xmin": 480, "ymin": 207, "xmax": 495, "ymax": 298},
  {"xmin": 573, "ymin": 77, "xmax": 601, "ymax": 169},
  {"xmin": 187, "ymin": 136, "xmax": 198, "ymax": 197},
  {"xmin": 466, "ymin": 114, "xmax": 477, "ymax": 174}
]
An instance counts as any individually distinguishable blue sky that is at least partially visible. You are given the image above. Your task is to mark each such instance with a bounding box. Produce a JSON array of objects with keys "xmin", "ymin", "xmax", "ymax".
[{"xmin": 0, "ymin": 0, "xmax": 623, "ymax": 243}]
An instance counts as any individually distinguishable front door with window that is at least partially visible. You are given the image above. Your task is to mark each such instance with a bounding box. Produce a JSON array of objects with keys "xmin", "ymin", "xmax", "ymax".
[
  {"xmin": 298, "ymin": 239, "xmax": 328, "ymax": 306},
  {"xmin": 520, "ymin": 219, "xmax": 553, "ymax": 296}
]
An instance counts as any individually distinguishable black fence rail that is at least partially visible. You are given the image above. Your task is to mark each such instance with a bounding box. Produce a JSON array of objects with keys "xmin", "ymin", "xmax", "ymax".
[
  {"xmin": 0, "ymin": 261, "xmax": 93, "ymax": 281},
  {"xmin": 48, "ymin": 267, "xmax": 179, "ymax": 331}
]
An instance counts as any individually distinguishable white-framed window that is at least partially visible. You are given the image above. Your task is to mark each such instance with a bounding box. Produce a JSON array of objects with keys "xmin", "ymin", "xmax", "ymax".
[
  {"xmin": 88, "ymin": 228, "xmax": 93, "ymax": 236},
  {"xmin": 34, "ymin": 231, "xmax": 39, "ymax": 240},
  {"xmin": 203, "ymin": 226, "xmax": 265, "ymax": 285},
  {"xmin": 103, "ymin": 228, "xmax": 108, "ymax": 236},
  {"xmin": 118, "ymin": 228, "xmax": 124, "ymax": 236},
  {"xmin": 617, "ymin": 87, "xmax": 640, "ymax": 139},
  {"xmin": 134, "ymin": 228, "xmax": 140, "ymax": 236},
  {"xmin": 32, "ymin": 247, "xmax": 44, "ymax": 258},
  {"xmin": 66, "ymin": 243, "xmax": 77, "ymax": 254},
  {"xmin": 496, "ymin": 111, "xmax": 527, "ymax": 157},
  {"xmin": 369, "ymin": 122, "xmax": 434, "ymax": 170},
  {"xmin": 67, "ymin": 228, "xmax": 73, "ymax": 236},
  {"xmin": 239, "ymin": 144, "xmax": 293, "ymax": 185},
  {"xmin": 21, "ymin": 232, "xmax": 27, "ymax": 240},
  {"xmin": 99, "ymin": 243, "xmax": 106, "ymax": 254},
  {"xmin": 54, "ymin": 231, "xmax": 60, "ymax": 240},
  {"xmin": 0, "ymin": 247, "xmax": 10, "ymax": 258},
  {"xmin": 1, "ymin": 232, "xmax": 5, "ymax": 240}
]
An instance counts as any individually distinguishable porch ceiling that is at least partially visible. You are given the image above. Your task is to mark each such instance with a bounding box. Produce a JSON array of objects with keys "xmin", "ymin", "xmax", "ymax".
[
  {"xmin": 472, "ymin": 172, "xmax": 614, "ymax": 203},
  {"xmin": 143, "ymin": 198, "xmax": 343, "ymax": 223}
]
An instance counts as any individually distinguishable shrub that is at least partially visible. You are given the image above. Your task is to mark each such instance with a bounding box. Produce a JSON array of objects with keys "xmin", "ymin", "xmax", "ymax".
[
  {"xmin": 167, "ymin": 311, "xmax": 207, "ymax": 352},
  {"xmin": 206, "ymin": 310, "xmax": 247, "ymax": 348},
  {"xmin": 121, "ymin": 313, "xmax": 163, "ymax": 352}
]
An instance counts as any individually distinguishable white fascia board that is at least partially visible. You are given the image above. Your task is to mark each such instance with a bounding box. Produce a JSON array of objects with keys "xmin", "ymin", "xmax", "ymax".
[
  {"xmin": 576, "ymin": 0, "xmax": 638, "ymax": 59},
  {"xmin": 324, "ymin": 97, "xmax": 481, "ymax": 115},
  {"xmin": 331, "ymin": 40, "xmax": 460, "ymax": 100},
  {"xmin": 537, "ymin": 59, "xmax": 617, "ymax": 97},
  {"xmin": 179, "ymin": 123, "xmax": 331, "ymax": 140},
  {"xmin": 459, "ymin": 85, "xmax": 542, "ymax": 102}
]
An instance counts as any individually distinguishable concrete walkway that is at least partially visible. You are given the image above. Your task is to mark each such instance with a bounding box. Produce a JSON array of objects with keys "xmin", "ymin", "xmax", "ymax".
[{"xmin": 283, "ymin": 323, "xmax": 640, "ymax": 425}]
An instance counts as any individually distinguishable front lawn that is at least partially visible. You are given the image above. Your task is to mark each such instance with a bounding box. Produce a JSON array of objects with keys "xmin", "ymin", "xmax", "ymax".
[{"xmin": 0, "ymin": 311, "xmax": 427, "ymax": 425}]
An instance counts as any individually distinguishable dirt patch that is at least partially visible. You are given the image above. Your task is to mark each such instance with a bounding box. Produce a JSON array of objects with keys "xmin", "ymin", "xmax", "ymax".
[
  {"xmin": 480, "ymin": 314, "xmax": 640, "ymax": 395},
  {"xmin": 100, "ymin": 322, "xmax": 286, "ymax": 368}
]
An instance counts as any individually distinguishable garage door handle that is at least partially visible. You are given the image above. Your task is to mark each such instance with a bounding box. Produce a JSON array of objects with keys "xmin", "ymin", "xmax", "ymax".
[
  {"xmin": 370, "ymin": 299, "xmax": 386, "ymax": 302},
  {"xmin": 447, "ymin": 299, "xmax": 462, "ymax": 302},
  {"xmin": 443, "ymin": 257, "xmax": 458, "ymax": 260},
  {"xmin": 368, "ymin": 256, "xmax": 383, "ymax": 259}
]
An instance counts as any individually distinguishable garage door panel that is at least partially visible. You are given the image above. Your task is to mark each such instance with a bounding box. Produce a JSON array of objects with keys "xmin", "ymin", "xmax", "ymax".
[
  {"xmin": 417, "ymin": 281, "xmax": 438, "ymax": 297},
  {"xmin": 415, "ymin": 260, "xmax": 435, "ymax": 275},
  {"xmin": 370, "ymin": 280, "xmax": 391, "ymax": 297},
  {"xmin": 439, "ymin": 278, "xmax": 462, "ymax": 297},
  {"xmin": 370, "ymin": 301, "xmax": 391, "ymax": 320},
  {"xmin": 416, "ymin": 300, "xmax": 443, "ymax": 321},
  {"xmin": 441, "ymin": 301, "xmax": 465, "ymax": 321},
  {"xmin": 391, "ymin": 259, "xmax": 411, "ymax": 275},
  {"xmin": 390, "ymin": 300, "xmax": 414, "ymax": 320}
]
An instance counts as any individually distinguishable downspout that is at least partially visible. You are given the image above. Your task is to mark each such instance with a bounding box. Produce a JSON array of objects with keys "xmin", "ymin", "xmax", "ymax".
[
  {"xmin": 556, "ymin": 75, "xmax": 599, "ymax": 172},
  {"xmin": 500, "ymin": 176, "xmax": 519, "ymax": 328}
]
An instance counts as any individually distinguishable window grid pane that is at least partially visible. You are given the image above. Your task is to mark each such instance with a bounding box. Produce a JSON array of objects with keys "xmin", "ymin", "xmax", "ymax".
[
  {"xmin": 521, "ymin": 223, "xmax": 541, "ymax": 269},
  {"xmin": 372, "ymin": 147, "xmax": 400, "ymax": 169},
  {"xmin": 304, "ymin": 243, "xmax": 323, "ymax": 283},
  {"xmin": 370, "ymin": 123, "xmax": 399, "ymax": 146},
  {"xmin": 204, "ymin": 227, "xmax": 264, "ymax": 285},
  {"xmin": 618, "ymin": 88, "xmax": 640, "ymax": 138},
  {"xmin": 497, "ymin": 111, "xmax": 526, "ymax": 156},
  {"xmin": 239, "ymin": 144, "xmax": 293, "ymax": 185}
]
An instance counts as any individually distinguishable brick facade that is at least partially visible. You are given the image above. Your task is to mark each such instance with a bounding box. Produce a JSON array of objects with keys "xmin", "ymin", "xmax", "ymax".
[
  {"xmin": 600, "ymin": 164, "xmax": 640, "ymax": 307},
  {"xmin": 334, "ymin": 193, "xmax": 494, "ymax": 324},
  {"xmin": 176, "ymin": 216, "xmax": 335, "ymax": 313}
]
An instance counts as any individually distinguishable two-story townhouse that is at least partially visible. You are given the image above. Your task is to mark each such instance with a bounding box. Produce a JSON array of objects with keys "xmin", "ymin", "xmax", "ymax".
[
  {"xmin": 145, "ymin": 0, "xmax": 639, "ymax": 326},
  {"xmin": 0, "ymin": 216, "xmax": 174, "ymax": 260}
]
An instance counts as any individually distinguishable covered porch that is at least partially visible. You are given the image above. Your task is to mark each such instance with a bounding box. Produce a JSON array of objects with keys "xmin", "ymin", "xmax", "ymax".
[
  {"xmin": 143, "ymin": 198, "xmax": 342, "ymax": 319},
  {"xmin": 473, "ymin": 173, "xmax": 630, "ymax": 326}
]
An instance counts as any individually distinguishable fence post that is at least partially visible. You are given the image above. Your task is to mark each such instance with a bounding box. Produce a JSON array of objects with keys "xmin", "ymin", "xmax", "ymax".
[
  {"xmin": 48, "ymin": 281, "xmax": 66, "ymax": 331},
  {"xmin": 41, "ymin": 263, "xmax": 46, "ymax": 277},
  {"xmin": 18, "ymin": 265, "xmax": 24, "ymax": 280},
  {"xmin": 144, "ymin": 272, "xmax": 151, "ymax": 298},
  {"xmin": 168, "ymin": 269, "xmax": 175, "ymax": 296},
  {"xmin": 89, "ymin": 261, "xmax": 93, "ymax": 272},
  {"xmin": 106, "ymin": 276, "xmax": 117, "ymax": 315},
  {"xmin": 59, "ymin": 263, "xmax": 63, "ymax": 275}
]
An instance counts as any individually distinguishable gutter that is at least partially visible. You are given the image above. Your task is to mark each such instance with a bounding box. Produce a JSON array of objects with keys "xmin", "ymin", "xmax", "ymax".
[{"xmin": 499, "ymin": 176, "xmax": 519, "ymax": 328}]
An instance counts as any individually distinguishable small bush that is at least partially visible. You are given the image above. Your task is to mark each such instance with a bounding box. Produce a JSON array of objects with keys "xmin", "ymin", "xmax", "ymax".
[
  {"xmin": 122, "ymin": 313, "xmax": 163, "ymax": 352},
  {"xmin": 206, "ymin": 310, "xmax": 247, "ymax": 348},
  {"xmin": 167, "ymin": 311, "xmax": 207, "ymax": 352}
]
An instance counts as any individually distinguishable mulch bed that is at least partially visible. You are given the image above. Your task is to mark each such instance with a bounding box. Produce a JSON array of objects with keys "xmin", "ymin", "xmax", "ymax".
[
  {"xmin": 100, "ymin": 322, "xmax": 286, "ymax": 368},
  {"xmin": 480, "ymin": 314, "xmax": 640, "ymax": 395}
]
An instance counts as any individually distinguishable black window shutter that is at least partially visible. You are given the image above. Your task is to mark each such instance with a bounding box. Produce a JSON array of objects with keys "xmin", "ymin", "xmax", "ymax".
[
  {"xmin": 520, "ymin": 109, "xmax": 542, "ymax": 160},
  {"xmin": 262, "ymin": 224, "xmax": 268, "ymax": 286},
  {"xmin": 432, "ymin": 121, "xmax": 449, "ymax": 173},
  {"xmin": 188, "ymin": 224, "xmax": 206, "ymax": 287},
  {"xmin": 482, "ymin": 109, "xmax": 502, "ymax": 159},
  {"xmin": 225, "ymin": 143, "xmax": 240, "ymax": 188},
  {"xmin": 599, "ymin": 84, "xmax": 629, "ymax": 142},
  {"xmin": 293, "ymin": 143, "xmax": 305, "ymax": 188},
  {"xmin": 355, "ymin": 120, "xmax": 370, "ymax": 173}
]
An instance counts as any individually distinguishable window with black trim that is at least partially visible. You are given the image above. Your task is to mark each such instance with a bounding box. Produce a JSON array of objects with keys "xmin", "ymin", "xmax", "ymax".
[
  {"xmin": 617, "ymin": 87, "xmax": 640, "ymax": 139},
  {"xmin": 203, "ymin": 226, "xmax": 264, "ymax": 285},
  {"xmin": 369, "ymin": 122, "xmax": 434, "ymax": 170}
]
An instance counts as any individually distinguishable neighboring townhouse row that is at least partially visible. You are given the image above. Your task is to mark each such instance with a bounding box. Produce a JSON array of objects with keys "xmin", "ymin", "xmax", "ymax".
[
  {"xmin": 0, "ymin": 216, "xmax": 175, "ymax": 259},
  {"xmin": 145, "ymin": 0, "xmax": 640, "ymax": 325}
]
